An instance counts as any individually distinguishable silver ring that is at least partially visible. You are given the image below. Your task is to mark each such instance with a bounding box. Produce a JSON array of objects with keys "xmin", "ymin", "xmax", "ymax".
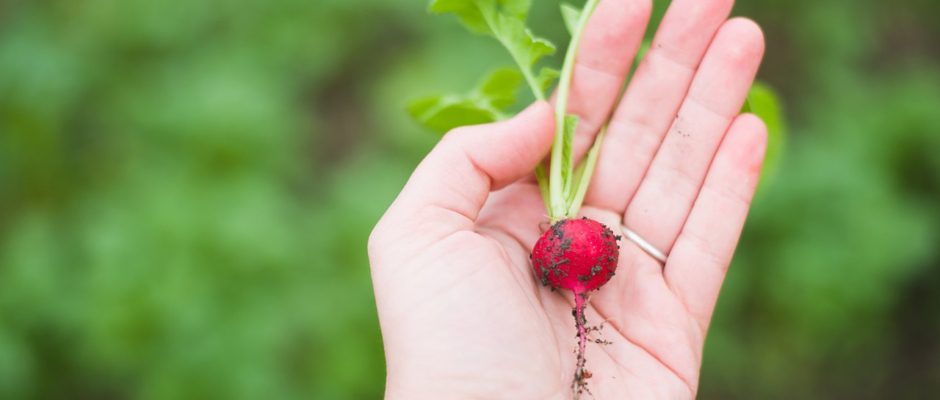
[{"xmin": 620, "ymin": 225, "xmax": 667, "ymax": 264}]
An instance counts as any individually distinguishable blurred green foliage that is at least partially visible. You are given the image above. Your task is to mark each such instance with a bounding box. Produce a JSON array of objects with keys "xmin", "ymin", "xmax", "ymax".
[{"xmin": 0, "ymin": 0, "xmax": 939, "ymax": 399}]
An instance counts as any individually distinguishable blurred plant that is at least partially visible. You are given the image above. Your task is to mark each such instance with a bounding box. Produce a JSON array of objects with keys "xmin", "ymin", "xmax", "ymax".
[{"xmin": 0, "ymin": 0, "xmax": 938, "ymax": 399}]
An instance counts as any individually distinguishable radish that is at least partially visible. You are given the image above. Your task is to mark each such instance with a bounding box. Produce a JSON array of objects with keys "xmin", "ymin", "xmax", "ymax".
[
  {"xmin": 531, "ymin": 218, "xmax": 620, "ymax": 294},
  {"xmin": 413, "ymin": 0, "xmax": 616, "ymax": 397},
  {"xmin": 532, "ymin": 217, "xmax": 620, "ymax": 397},
  {"xmin": 531, "ymin": 1, "xmax": 620, "ymax": 395}
]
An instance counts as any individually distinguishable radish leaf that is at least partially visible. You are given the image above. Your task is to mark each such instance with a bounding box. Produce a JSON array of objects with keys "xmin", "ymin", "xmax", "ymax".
[
  {"xmin": 409, "ymin": 67, "xmax": 522, "ymax": 133},
  {"xmin": 536, "ymin": 67, "xmax": 559, "ymax": 94},
  {"xmin": 535, "ymin": 164, "xmax": 551, "ymax": 211},
  {"xmin": 408, "ymin": 97, "xmax": 502, "ymax": 133},
  {"xmin": 743, "ymin": 82, "xmax": 785, "ymax": 185},
  {"xmin": 559, "ymin": 114, "xmax": 578, "ymax": 208},
  {"xmin": 478, "ymin": 67, "xmax": 525, "ymax": 108},
  {"xmin": 429, "ymin": 0, "xmax": 556, "ymax": 100},
  {"xmin": 428, "ymin": 0, "xmax": 529, "ymax": 35},
  {"xmin": 636, "ymin": 40, "xmax": 650, "ymax": 65},
  {"xmin": 560, "ymin": 3, "xmax": 581, "ymax": 35}
]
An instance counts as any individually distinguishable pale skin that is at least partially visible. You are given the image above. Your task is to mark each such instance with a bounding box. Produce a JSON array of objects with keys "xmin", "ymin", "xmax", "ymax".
[{"xmin": 369, "ymin": 0, "xmax": 767, "ymax": 398}]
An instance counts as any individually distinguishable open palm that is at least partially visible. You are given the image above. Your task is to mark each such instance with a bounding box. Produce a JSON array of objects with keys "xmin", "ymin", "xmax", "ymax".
[{"xmin": 369, "ymin": 0, "xmax": 766, "ymax": 398}]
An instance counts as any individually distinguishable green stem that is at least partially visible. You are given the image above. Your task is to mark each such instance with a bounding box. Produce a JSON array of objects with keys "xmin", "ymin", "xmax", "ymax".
[
  {"xmin": 549, "ymin": 0, "xmax": 600, "ymax": 221},
  {"xmin": 535, "ymin": 164, "xmax": 551, "ymax": 212},
  {"xmin": 566, "ymin": 127, "xmax": 605, "ymax": 216},
  {"xmin": 517, "ymin": 62, "xmax": 546, "ymax": 101}
]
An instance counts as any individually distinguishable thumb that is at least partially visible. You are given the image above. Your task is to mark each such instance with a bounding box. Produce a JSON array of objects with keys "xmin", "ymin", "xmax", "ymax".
[{"xmin": 379, "ymin": 101, "xmax": 555, "ymax": 237}]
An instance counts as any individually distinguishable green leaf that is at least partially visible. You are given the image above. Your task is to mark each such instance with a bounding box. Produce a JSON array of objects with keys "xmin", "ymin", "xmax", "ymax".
[
  {"xmin": 409, "ymin": 67, "xmax": 522, "ymax": 133},
  {"xmin": 408, "ymin": 96, "xmax": 500, "ymax": 133},
  {"xmin": 535, "ymin": 164, "xmax": 551, "ymax": 211},
  {"xmin": 428, "ymin": 0, "xmax": 553, "ymax": 68},
  {"xmin": 428, "ymin": 0, "xmax": 489, "ymax": 34},
  {"xmin": 559, "ymin": 115, "xmax": 578, "ymax": 202},
  {"xmin": 560, "ymin": 3, "xmax": 581, "ymax": 36},
  {"xmin": 494, "ymin": 13, "xmax": 556, "ymax": 69},
  {"xmin": 429, "ymin": 0, "xmax": 532, "ymax": 34},
  {"xmin": 535, "ymin": 67, "xmax": 559, "ymax": 94},
  {"xmin": 744, "ymin": 82, "xmax": 786, "ymax": 183},
  {"xmin": 636, "ymin": 40, "xmax": 651, "ymax": 66},
  {"xmin": 429, "ymin": 0, "xmax": 555, "ymax": 100},
  {"xmin": 476, "ymin": 67, "xmax": 524, "ymax": 108}
]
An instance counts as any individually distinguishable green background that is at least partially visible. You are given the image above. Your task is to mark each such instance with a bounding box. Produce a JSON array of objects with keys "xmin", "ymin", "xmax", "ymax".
[{"xmin": 1, "ymin": 0, "xmax": 939, "ymax": 398}]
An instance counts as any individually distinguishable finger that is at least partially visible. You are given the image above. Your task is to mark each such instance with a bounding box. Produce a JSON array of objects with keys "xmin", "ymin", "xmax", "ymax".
[
  {"xmin": 587, "ymin": 0, "xmax": 735, "ymax": 212},
  {"xmin": 564, "ymin": 0, "xmax": 652, "ymax": 158},
  {"xmin": 375, "ymin": 101, "xmax": 555, "ymax": 244},
  {"xmin": 622, "ymin": 18, "xmax": 765, "ymax": 255},
  {"xmin": 663, "ymin": 113, "xmax": 766, "ymax": 331}
]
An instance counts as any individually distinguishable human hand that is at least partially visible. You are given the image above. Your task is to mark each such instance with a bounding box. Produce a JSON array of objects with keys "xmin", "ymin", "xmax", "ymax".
[{"xmin": 368, "ymin": 0, "xmax": 766, "ymax": 398}]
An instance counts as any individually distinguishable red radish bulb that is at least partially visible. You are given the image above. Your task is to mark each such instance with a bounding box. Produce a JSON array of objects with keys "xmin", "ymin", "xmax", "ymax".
[{"xmin": 531, "ymin": 217, "xmax": 620, "ymax": 295}]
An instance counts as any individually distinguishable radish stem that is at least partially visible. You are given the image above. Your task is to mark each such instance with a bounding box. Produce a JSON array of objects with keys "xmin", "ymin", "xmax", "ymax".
[
  {"xmin": 567, "ymin": 127, "xmax": 606, "ymax": 216},
  {"xmin": 535, "ymin": 164, "xmax": 551, "ymax": 212},
  {"xmin": 549, "ymin": 0, "xmax": 600, "ymax": 221}
]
